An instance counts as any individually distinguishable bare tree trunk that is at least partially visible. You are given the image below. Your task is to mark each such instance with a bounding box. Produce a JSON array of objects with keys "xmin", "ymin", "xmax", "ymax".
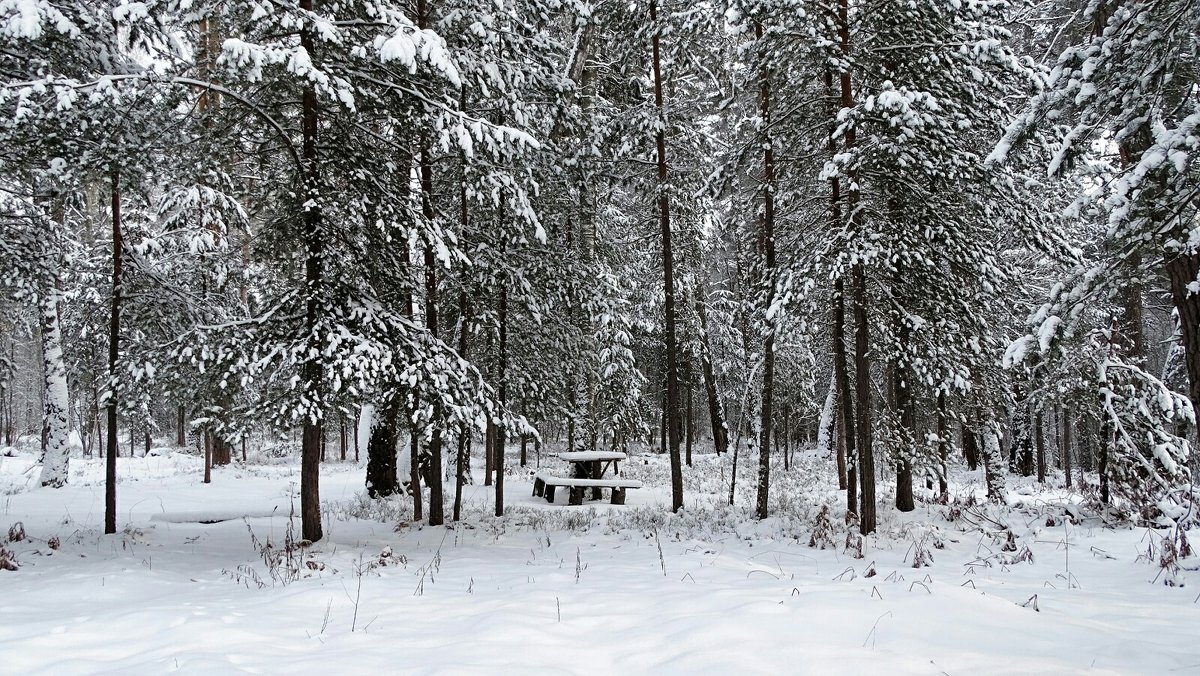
[
  {"xmin": 38, "ymin": 278, "xmax": 70, "ymax": 487},
  {"xmin": 298, "ymin": 23, "xmax": 324, "ymax": 542},
  {"xmin": 696, "ymin": 298, "xmax": 729, "ymax": 455},
  {"xmin": 454, "ymin": 290, "xmax": 471, "ymax": 521},
  {"xmin": 1035, "ymin": 410, "xmax": 1046, "ymax": 484},
  {"xmin": 410, "ymin": 431, "xmax": 422, "ymax": 521},
  {"xmin": 853, "ymin": 265, "xmax": 874, "ymax": 534},
  {"xmin": 495, "ymin": 239, "xmax": 508, "ymax": 517},
  {"xmin": 937, "ymin": 391, "xmax": 949, "ymax": 499},
  {"xmin": 1165, "ymin": 251, "xmax": 1200, "ymax": 445},
  {"xmin": 834, "ymin": 279, "xmax": 857, "ymax": 516},
  {"xmin": 962, "ymin": 420, "xmax": 979, "ymax": 470},
  {"xmin": 650, "ymin": 0, "xmax": 683, "ymax": 513},
  {"xmin": 420, "ymin": 186, "xmax": 444, "ymax": 526},
  {"xmin": 685, "ymin": 378, "xmax": 694, "ymax": 466},
  {"xmin": 893, "ymin": 363, "xmax": 915, "ymax": 512},
  {"xmin": 104, "ymin": 172, "xmax": 122, "ymax": 535},
  {"xmin": 203, "ymin": 429, "xmax": 212, "ymax": 484},
  {"xmin": 1062, "ymin": 404, "xmax": 1072, "ymax": 488},
  {"xmin": 754, "ymin": 20, "xmax": 777, "ymax": 521}
]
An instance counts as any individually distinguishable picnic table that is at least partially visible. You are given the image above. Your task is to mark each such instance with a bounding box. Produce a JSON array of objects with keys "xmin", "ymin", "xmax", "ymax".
[{"xmin": 532, "ymin": 451, "xmax": 642, "ymax": 505}]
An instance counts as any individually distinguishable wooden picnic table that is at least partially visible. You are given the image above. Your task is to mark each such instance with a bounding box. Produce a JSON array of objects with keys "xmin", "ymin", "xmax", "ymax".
[{"xmin": 533, "ymin": 451, "xmax": 640, "ymax": 505}]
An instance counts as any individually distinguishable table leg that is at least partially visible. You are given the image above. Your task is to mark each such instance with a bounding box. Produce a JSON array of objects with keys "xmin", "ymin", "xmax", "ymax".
[{"xmin": 590, "ymin": 460, "xmax": 602, "ymax": 500}]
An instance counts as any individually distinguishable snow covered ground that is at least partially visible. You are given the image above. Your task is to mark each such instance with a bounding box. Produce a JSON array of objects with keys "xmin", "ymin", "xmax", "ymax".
[{"xmin": 1, "ymin": 444, "xmax": 1198, "ymax": 675}]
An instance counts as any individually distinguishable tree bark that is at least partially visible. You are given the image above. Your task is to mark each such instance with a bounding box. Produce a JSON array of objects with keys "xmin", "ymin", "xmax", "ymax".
[
  {"xmin": 1062, "ymin": 404, "xmax": 1073, "ymax": 488},
  {"xmin": 298, "ymin": 0, "xmax": 324, "ymax": 542},
  {"xmin": 1165, "ymin": 251, "xmax": 1200, "ymax": 440},
  {"xmin": 203, "ymin": 429, "xmax": 212, "ymax": 484},
  {"xmin": 834, "ymin": 279, "xmax": 857, "ymax": 515},
  {"xmin": 495, "ymin": 240, "xmax": 508, "ymax": 517},
  {"xmin": 104, "ymin": 172, "xmax": 122, "ymax": 535},
  {"xmin": 937, "ymin": 391, "xmax": 948, "ymax": 498},
  {"xmin": 1035, "ymin": 410, "xmax": 1046, "ymax": 484},
  {"xmin": 695, "ymin": 297, "xmax": 729, "ymax": 454},
  {"xmin": 853, "ymin": 264, "xmax": 874, "ymax": 534},
  {"xmin": 454, "ymin": 290, "xmax": 471, "ymax": 521},
  {"xmin": 893, "ymin": 363, "xmax": 915, "ymax": 512},
  {"xmin": 650, "ymin": 0, "xmax": 684, "ymax": 513},
  {"xmin": 38, "ymin": 280, "xmax": 70, "ymax": 487},
  {"xmin": 754, "ymin": 20, "xmax": 777, "ymax": 521},
  {"xmin": 366, "ymin": 403, "xmax": 399, "ymax": 497},
  {"xmin": 420, "ymin": 153, "xmax": 445, "ymax": 527}
]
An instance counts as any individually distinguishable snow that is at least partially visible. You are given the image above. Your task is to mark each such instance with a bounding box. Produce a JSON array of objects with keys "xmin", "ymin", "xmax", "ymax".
[{"xmin": 2, "ymin": 447, "xmax": 1199, "ymax": 674}]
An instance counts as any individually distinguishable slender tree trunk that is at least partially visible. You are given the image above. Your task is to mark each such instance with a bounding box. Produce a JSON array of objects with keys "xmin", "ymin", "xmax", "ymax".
[
  {"xmin": 454, "ymin": 290, "xmax": 471, "ymax": 521},
  {"xmin": 420, "ymin": 194, "xmax": 445, "ymax": 525},
  {"xmin": 340, "ymin": 419, "xmax": 346, "ymax": 462},
  {"xmin": 696, "ymin": 298, "xmax": 729, "ymax": 454},
  {"xmin": 754, "ymin": 20, "xmax": 777, "ymax": 521},
  {"xmin": 495, "ymin": 239, "xmax": 508, "ymax": 517},
  {"xmin": 685, "ymin": 378, "xmax": 694, "ymax": 466},
  {"xmin": 651, "ymin": 0, "xmax": 683, "ymax": 513},
  {"xmin": 853, "ymin": 265, "xmax": 874, "ymax": 534},
  {"xmin": 937, "ymin": 391, "xmax": 948, "ymax": 499},
  {"xmin": 1035, "ymin": 410, "xmax": 1046, "ymax": 484},
  {"xmin": 176, "ymin": 405, "xmax": 185, "ymax": 447},
  {"xmin": 297, "ymin": 0, "xmax": 324, "ymax": 542},
  {"xmin": 894, "ymin": 363, "xmax": 915, "ymax": 512},
  {"xmin": 1062, "ymin": 404, "xmax": 1073, "ymax": 488},
  {"xmin": 39, "ymin": 280, "xmax": 70, "ymax": 487},
  {"xmin": 104, "ymin": 172, "xmax": 122, "ymax": 535},
  {"xmin": 203, "ymin": 429, "xmax": 212, "ymax": 484},
  {"xmin": 962, "ymin": 420, "xmax": 979, "ymax": 471},
  {"xmin": 834, "ymin": 279, "xmax": 857, "ymax": 516},
  {"xmin": 410, "ymin": 431, "xmax": 422, "ymax": 521}
]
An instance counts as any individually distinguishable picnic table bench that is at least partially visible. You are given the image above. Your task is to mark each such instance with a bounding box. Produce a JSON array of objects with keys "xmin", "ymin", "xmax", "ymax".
[{"xmin": 532, "ymin": 451, "xmax": 641, "ymax": 505}]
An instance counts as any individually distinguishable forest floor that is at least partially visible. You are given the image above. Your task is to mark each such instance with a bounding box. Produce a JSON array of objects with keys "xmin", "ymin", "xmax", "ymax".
[{"xmin": 1, "ymin": 440, "xmax": 1198, "ymax": 674}]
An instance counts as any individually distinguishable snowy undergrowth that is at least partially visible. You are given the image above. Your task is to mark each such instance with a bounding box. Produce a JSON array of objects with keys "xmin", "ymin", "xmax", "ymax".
[{"xmin": 2, "ymin": 445, "xmax": 1199, "ymax": 674}]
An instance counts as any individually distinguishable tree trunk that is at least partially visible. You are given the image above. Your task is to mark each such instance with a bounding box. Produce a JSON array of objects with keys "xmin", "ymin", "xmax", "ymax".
[
  {"xmin": 1035, "ymin": 410, "xmax": 1046, "ymax": 484},
  {"xmin": 981, "ymin": 416, "xmax": 1005, "ymax": 502},
  {"xmin": 418, "ymin": 145, "xmax": 445, "ymax": 526},
  {"xmin": 485, "ymin": 416, "xmax": 495, "ymax": 486},
  {"xmin": 754, "ymin": 20, "xmax": 777, "ymax": 521},
  {"xmin": 962, "ymin": 422, "xmax": 979, "ymax": 470},
  {"xmin": 176, "ymin": 404, "xmax": 185, "ymax": 447},
  {"xmin": 410, "ymin": 431, "xmax": 422, "ymax": 521},
  {"xmin": 297, "ymin": 0, "xmax": 324, "ymax": 543},
  {"xmin": 893, "ymin": 363, "xmax": 915, "ymax": 513},
  {"xmin": 937, "ymin": 391, "xmax": 949, "ymax": 499},
  {"xmin": 38, "ymin": 280, "xmax": 70, "ymax": 488},
  {"xmin": 495, "ymin": 240, "xmax": 508, "ymax": 517},
  {"xmin": 203, "ymin": 429, "xmax": 212, "ymax": 484},
  {"xmin": 696, "ymin": 298, "xmax": 729, "ymax": 454},
  {"xmin": 104, "ymin": 173, "xmax": 122, "ymax": 535},
  {"xmin": 834, "ymin": 279, "xmax": 857, "ymax": 516},
  {"xmin": 685, "ymin": 378, "xmax": 693, "ymax": 466},
  {"xmin": 650, "ymin": 0, "xmax": 684, "ymax": 513},
  {"xmin": 1165, "ymin": 251, "xmax": 1200, "ymax": 445},
  {"xmin": 1062, "ymin": 404, "xmax": 1073, "ymax": 488},
  {"xmin": 454, "ymin": 290, "xmax": 471, "ymax": 521},
  {"xmin": 853, "ymin": 265, "xmax": 874, "ymax": 534},
  {"xmin": 366, "ymin": 403, "xmax": 399, "ymax": 498}
]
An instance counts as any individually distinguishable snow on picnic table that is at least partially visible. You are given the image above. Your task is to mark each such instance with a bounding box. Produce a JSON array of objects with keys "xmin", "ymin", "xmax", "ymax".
[{"xmin": 0, "ymin": 448, "xmax": 1198, "ymax": 675}]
